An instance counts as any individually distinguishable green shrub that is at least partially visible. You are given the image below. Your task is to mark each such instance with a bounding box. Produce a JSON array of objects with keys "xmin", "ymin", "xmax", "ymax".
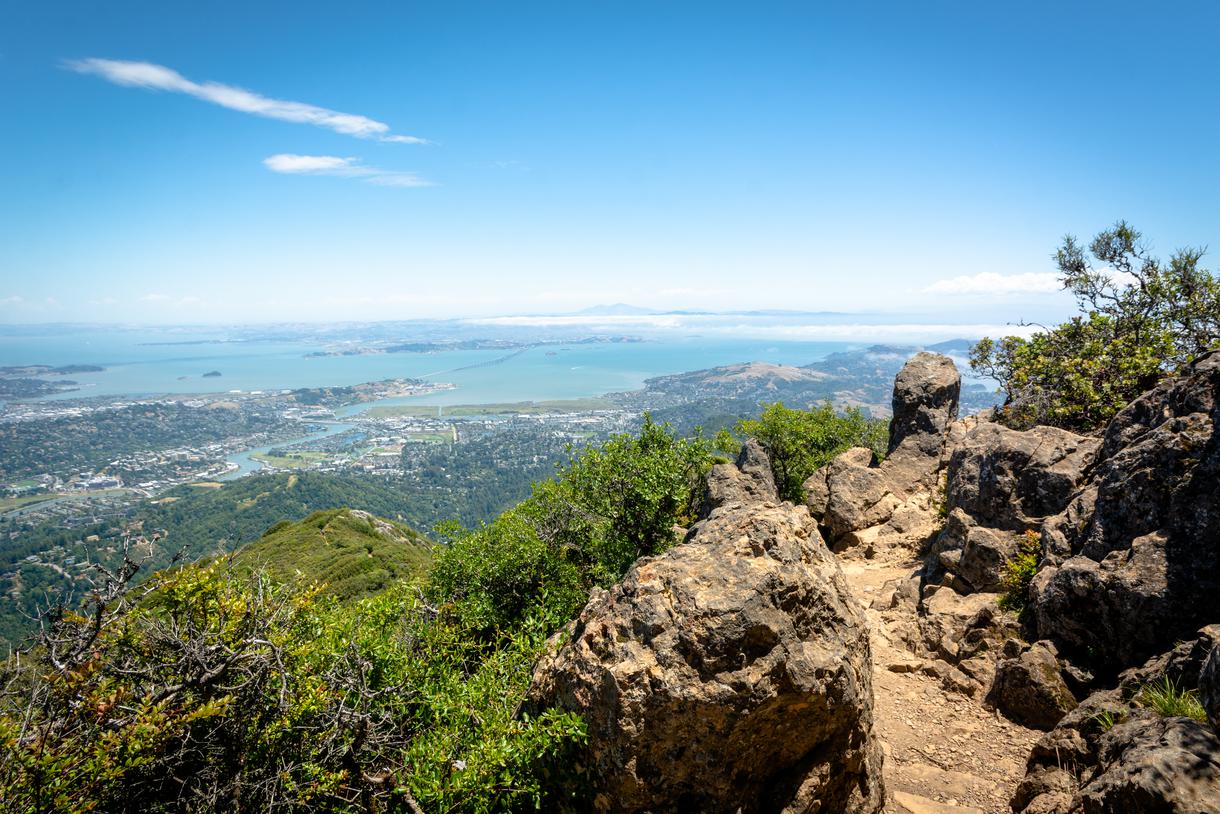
[
  {"xmin": 430, "ymin": 415, "xmax": 713, "ymax": 636},
  {"xmin": 0, "ymin": 562, "xmax": 585, "ymax": 814},
  {"xmin": 735, "ymin": 401, "xmax": 888, "ymax": 502},
  {"xmin": 998, "ymin": 530, "xmax": 1041, "ymax": 612},
  {"xmin": 1136, "ymin": 677, "xmax": 1208, "ymax": 722}
]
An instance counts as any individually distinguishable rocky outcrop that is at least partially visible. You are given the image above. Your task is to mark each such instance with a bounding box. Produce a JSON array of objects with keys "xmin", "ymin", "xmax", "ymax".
[
  {"xmin": 805, "ymin": 352, "xmax": 961, "ymax": 554},
  {"xmin": 986, "ymin": 640, "xmax": 1078, "ymax": 730},
  {"xmin": 888, "ymin": 351, "xmax": 964, "ymax": 463},
  {"xmin": 929, "ymin": 423, "xmax": 1098, "ymax": 594},
  {"xmin": 525, "ymin": 501, "xmax": 884, "ymax": 813},
  {"xmin": 1011, "ymin": 628, "xmax": 1220, "ymax": 813},
  {"xmin": 1031, "ymin": 351, "xmax": 1220, "ymax": 670},
  {"xmin": 701, "ymin": 438, "xmax": 779, "ymax": 516}
]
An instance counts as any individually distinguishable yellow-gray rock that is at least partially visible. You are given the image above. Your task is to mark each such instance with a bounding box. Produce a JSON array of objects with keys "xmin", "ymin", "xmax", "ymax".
[{"xmin": 524, "ymin": 501, "xmax": 884, "ymax": 813}]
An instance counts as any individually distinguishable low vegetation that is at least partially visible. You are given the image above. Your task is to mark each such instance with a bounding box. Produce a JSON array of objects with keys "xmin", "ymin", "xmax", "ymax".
[
  {"xmin": 972, "ymin": 222, "xmax": 1220, "ymax": 430},
  {"xmin": 729, "ymin": 401, "xmax": 888, "ymax": 502},
  {"xmin": 998, "ymin": 530, "xmax": 1041, "ymax": 613},
  {"xmin": 1135, "ymin": 677, "xmax": 1208, "ymax": 722}
]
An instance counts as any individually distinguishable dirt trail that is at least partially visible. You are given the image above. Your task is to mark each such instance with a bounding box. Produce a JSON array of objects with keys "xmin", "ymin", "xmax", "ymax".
[{"xmin": 840, "ymin": 555, "xmax": 1039, "ymax": 814}]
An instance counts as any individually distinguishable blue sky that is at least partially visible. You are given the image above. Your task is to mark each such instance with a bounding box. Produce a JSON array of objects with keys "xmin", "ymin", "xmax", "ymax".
[{"xmin": 1, "ymin": 1, "xmax": 1217, "ymax": 324}]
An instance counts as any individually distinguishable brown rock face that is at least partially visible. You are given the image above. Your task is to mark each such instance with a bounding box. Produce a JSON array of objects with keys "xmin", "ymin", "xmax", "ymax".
[
  {"xmin": 1031, "ymin": 351, "xmax": 1220, "ymax": 669},
  {"xmin": 943, "ymin": 423, "xmax": 1099, "ymax": 534},
  {"xmin": 888, "ymin": 351, "xmax": 963, "ymax": 462},
  {"xmin": 929, "ymin": 423, "xmax": 1098, "ymax": 594},
  {"xmin": 701, "ymin": 438, "xmax": 779, "ymax": 517},
  {"xmin": 525, "ymin": 502, "xmax": 884, "ymax": 814},
  {"xmin": 805, "ymin": 352, "xmax": 961, "ymax": 554},
  {"xmin": 986, "ymin": 640, "xmax": 1078, "ymax": 731}
]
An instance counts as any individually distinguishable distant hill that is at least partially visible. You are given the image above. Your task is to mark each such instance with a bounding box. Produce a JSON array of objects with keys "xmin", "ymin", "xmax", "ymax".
[{"xmin": 227, "ymin": 508, "xmax": 432, "ymax": 602}]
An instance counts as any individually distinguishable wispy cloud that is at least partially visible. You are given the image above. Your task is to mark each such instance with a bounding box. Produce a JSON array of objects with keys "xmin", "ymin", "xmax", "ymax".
[
  {"xmin": 67, "ymin": 58, "xmax": 428, "ymax": 144},
  {"xmin": 0, "ymin": 295, "xmax": 24, "ymax": 306},
  {"xmin": 263, "ymin": 153, "xmax": 432, "ymax": 188},
  {"xmin": 923, "ymin": 272, "xmax": 1061, "ymax": 296}
]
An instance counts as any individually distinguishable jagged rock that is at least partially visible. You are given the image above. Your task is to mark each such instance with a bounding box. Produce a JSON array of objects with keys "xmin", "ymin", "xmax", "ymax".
[
  {"xmin": 524, "ymin": 502, "xmax": 884, "ymax": 814},
  {"xmin": 929, "ymin": 422, "xmax": 1098, "ymax": 593},
  {"xmin": 1078, "ymin": 715, "xmax": 1220, "ymax": 812},
  {"xmin": 1031, "ymin": 533, "xmax": 1174, "ymax": 670},
  {"xmin": 944, "ymin": 423, "xmax": 1099, "ymax": 533},
  {"xmin": 1202, "ymin": 643, "xmax": 1220, "ymax": 735},
  {"xmin": 934, "ymin": 509, "xmax": 1019, "ymax": 592},
  {"xmin": 914, "ymin": 585, "xmax": 998, "ymax": 663},
  {"xmin": 986, "ymin": 640, "xmax": 1077, "ymax": 730},
  {"xmin": 1031, "ymin": 351, "xmax": 1220, "ymax": 670},
  {"xmin": 806, "ymin": 353, "xmax": 960, "ymax": 552},
  {"xmin": 803, "ymin": 446, "xmax": 872, "ymax": 518},
  {"xmin": 1118, "ymin": 624, "xmax": 1220, "ymax": 696},
  {"xmin": 1012, "ymin": 632, "xmax": 1220, "ymax": 813},
  {"xmin": 701, "ymin": 438, "xmax": 778, "ymax": 516},
  {"xmin": 888, "ymin": 351, "xmax": 962, "ymax": 463}
]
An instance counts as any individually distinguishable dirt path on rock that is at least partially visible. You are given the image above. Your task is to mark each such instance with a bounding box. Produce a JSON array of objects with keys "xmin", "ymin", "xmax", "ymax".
[{"xmin": 840, "ymin": 555, "xmax": 1039, "ymax": 814}]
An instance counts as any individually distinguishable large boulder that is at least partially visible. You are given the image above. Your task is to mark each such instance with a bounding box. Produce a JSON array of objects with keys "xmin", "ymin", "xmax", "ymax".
[
  {"xmin": 943, "ymin": 423, "xmax": 1099, "ymax": 534},
  {"xmin": 929, "ymin": 423, "xmax": 1098, "ymax": 593},
  {"xmin": 888, "ymin": 351, "xmax": 963, "ymax": 463},
  {"xmin": 1012, "ymin": 630, "xmax": 1220, "ymax": 813},
  {"xmin": 701, "ymin": 438, "xmax": 779, "ymax": 516},
  {"xmin": 1078, "ymin": 716, "xmax": 1220, "ymax": 813},
  {"xmin": 986, "ymin": 640, "xmax": 1078, "ymax": 730},
  {"xmin": 1030, "ymin": 349, "xmax": 1220, "ymax": 670},
  {"xmin": 806, "ymin": 352, "xmax": 961, "ymax": 553},
  {"xmin": 525, "ymin": 502, "xmax": 884, "ymax": 814}
]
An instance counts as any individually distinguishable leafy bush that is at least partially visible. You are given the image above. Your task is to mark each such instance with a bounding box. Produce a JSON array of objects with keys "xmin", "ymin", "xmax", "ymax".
[
  {"xmin": 972, "ymin": 222, "xmax": 1220, "ymax": 430},
  {"xmin": 998, "ymin": 530, "xmax": 1041, "ymax": 613},
  {"xmin": 1135, "ymin": 677, "xmax": 1208, "ymax": 722},
  {"xmin": 429, "ymin": 415, "xmax": 713, "ymax": 635},
  {"xmin": 0, "ymin": 556, "xmax": 585, "ymax": 813},
  {"xmin": 735, "ymin": 401, "xmax": 888, "ymax": 502}
]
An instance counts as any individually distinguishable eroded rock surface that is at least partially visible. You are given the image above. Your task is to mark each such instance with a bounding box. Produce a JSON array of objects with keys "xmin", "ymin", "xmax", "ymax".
[
  {"xmin": 525, "ymin": 502, "xmax": 884, "ymax": 814},
  {"xmin": 805, "ymin": 352, "xmax": 961, "ymax": 555},
  {"xmin": 986, "ymin": 640, "xmax": 1077, "ymax": 731},
  {"xmin": 929, "ymin": 423, "xmax": 1098, "ymax": 595},
  {"xmin": 1031, "ymin": 351, "xmax": 1220, "ymax": 670},
  {"xmin": 701, "ymin": 437, "xmax": 779, "ymax": 516},
  {"xmin": 1011, "ymin": 627, "xmax": 1220, "ymax": 813}
]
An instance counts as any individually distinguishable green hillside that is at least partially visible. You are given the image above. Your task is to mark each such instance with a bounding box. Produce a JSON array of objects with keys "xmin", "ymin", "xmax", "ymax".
[{"xmin": 226, "ymin": 508, "xmax": 432, "ymax": 602}]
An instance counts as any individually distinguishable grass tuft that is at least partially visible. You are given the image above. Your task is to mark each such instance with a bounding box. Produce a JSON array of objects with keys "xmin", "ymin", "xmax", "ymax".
[{"xmin": 1136, "ymin": 677, "xmax": 1208, "ymax": 722}]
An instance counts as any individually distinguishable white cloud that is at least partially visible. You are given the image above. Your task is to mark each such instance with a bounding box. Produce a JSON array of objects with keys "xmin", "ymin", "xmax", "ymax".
[
  {"xmin": 0, "ymin": 295, "xmax": 23, "ymax": 305},
  {"xmin": 263, "ymin": 153, "xmax": 431, "ymax": 188},
  {"xmin": 923, "ymin": 272, "xmax": 1062, "ymax": 296},
  {"xmin": 263, "ymin": 154, "xmax": 360, "ymax": 174},
  {"xmin": 67, "ymin": 58, "xmax": 428, "ymax": 144}
]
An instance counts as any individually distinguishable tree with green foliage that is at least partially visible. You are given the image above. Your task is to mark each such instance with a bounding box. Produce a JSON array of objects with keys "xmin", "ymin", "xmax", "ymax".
[
  {"xmin": 972, "ymin": 222, "xmax": 1220, "ymax": 430},
  {"xmin": 734, "ymin": 402, "xmax": 888, "ymax": 502},
  {"xmin": 429, "ymin": 415, "xmax": 713, "ymax": 637}
]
